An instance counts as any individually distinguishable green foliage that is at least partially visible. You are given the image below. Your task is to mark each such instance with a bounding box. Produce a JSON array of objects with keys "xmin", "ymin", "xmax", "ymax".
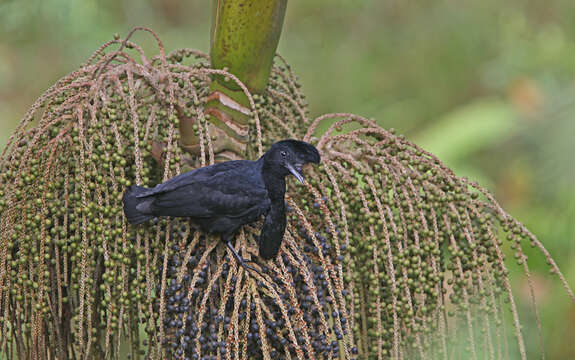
[
  {"xmin": 413, "ymin": 99, "xmax": 516, "ymax": 186},
  {"xmin": 1, "ymin": 1, "xmax": 575, "ymax": 358},
  {"xmin": 1, "ymin": 31, "xmax": 574, "ymax": 360},
  {"xmin": 414, "ymin": 100, "xmax": 515, "ymax": 165}
]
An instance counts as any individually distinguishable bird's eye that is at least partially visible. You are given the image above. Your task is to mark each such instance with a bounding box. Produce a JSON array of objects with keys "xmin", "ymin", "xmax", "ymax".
[{"xmin": 280, "ymin": 151, "xmax": 287, "ymax": 157}]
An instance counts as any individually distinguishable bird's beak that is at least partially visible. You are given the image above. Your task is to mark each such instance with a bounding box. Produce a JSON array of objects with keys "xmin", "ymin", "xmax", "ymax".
[{"xmin": 286, "ymin": 163, "xmax": 305, "ymax": 184}]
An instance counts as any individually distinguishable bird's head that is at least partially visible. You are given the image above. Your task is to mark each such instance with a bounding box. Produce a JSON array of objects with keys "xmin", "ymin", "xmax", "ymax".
[{"xmin": 263, "ymin": 140, "xmax": 321, "ymax": 184}]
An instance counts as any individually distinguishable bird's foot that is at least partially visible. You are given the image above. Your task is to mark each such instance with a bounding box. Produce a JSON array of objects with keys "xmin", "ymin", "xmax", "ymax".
[{"xmin": 225, "ymin": 241, "xmax": 263, "ymax": 276}]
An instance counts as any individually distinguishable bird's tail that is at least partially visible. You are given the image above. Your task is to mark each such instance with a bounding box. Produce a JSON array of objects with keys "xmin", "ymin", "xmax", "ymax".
[{"xmin": 122, "ymin": 185, "xmax": 155, "ymax": 225}]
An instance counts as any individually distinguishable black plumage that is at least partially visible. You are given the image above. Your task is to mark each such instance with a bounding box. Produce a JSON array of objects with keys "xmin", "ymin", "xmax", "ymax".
[{"xmin": 122, "ymin": 139, "xmax": 320, "ymax": 268}]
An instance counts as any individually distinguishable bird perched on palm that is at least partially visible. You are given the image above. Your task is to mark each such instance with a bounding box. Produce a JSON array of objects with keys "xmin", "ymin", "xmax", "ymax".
[{"xmin": 122, "ymin": 139, "xmax": 320, "ymax": 271}]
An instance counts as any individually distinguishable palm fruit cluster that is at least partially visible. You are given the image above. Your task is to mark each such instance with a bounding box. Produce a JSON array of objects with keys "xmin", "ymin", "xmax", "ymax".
[{"xmin": 0, "ymin": 30, "xmax": 573, "ymax": 360}]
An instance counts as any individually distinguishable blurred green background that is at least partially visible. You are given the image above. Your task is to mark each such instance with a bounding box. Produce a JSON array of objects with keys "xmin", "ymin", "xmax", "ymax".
[{"xmin": 1, "ymin": 0, "xmax": 574, "ymax": 358}]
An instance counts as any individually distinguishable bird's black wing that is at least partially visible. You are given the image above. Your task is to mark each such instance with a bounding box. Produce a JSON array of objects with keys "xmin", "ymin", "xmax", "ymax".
[
  {"xmin": 151, "ymin": 183, "xmax": 268, "ymax": 219},
  {"xmin": 135, "ymin": 160, "xmax": 252, "ymax": 198},
  {"xmin": 143, "ymin": 160, "xmax": 269, "ymax": 219}
]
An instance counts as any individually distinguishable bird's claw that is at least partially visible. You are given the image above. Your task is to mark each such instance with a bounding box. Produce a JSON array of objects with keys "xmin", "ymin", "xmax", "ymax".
[
  {"xmin": 238, "ymin": 260, "xmax": 261, "ymax": 275},
  {"xmin": 224, "ymin": 242, "xmax": 280, "ymax": 291},
  {"xmin": 225, "ymin": 241, "xmax": 263, "ymax": 276}
]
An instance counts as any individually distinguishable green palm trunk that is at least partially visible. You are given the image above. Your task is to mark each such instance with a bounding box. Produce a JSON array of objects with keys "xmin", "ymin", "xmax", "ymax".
[{"xmin": 179, "ymin": 0, "xmax": 287, "ymax": 161}]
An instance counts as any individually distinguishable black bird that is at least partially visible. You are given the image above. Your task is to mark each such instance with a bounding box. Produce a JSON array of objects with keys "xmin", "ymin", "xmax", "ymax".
[{"xmin": 122, "ymin": 139, "xmax": 320, "ymax": 271}]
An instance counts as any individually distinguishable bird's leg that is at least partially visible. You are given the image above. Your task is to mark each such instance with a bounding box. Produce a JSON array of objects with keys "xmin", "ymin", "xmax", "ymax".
[{"xmin": 225, "ymin": 240, "xmax": 263, "ymax": 276}]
